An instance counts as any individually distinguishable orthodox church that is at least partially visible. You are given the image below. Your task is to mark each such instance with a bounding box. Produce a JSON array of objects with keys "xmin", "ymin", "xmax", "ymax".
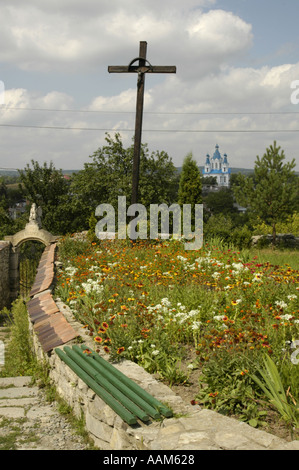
[{"xmin": 203, "ymin": 144, "xmax": 231, "ymax": 187}]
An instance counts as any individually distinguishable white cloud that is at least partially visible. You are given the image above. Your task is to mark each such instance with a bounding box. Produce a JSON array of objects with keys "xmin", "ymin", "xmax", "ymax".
[
  {"xmin": 0, "ymin": 2, "xmax": 251, "ymax": 76},
  {"xmin": 0, "ymin": 1, "xmax": 298, "ymax": 171}
]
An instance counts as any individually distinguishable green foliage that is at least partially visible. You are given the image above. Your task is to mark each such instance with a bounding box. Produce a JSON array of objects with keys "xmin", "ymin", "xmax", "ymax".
[
  {"xmin": 57, "ymin": 235, "xmax": 93, "ymax": 262},
  {"xmin": 253, "ymin": 212, "xmax": 299, "ymax": 237},
  {"xmin": 233, "ymin": 141, "xmax": 298, "ymax": 243},
  {"xmin": 204, "ymin": 188, "xmax": 237, "ymax": 217},
  {"xmin": 178, "ymin": 152, "xmax": 202, "ymax": 207},
  {"xmin": 196, "ymin": 350, "xmax": 266, "ymax": 425},
  {"xmin": 0, "ymin": 299, "xmax": 38, "ymax": 377},
  {"xmin": 18, "ymin": 160, "xmax": 71, "ymax": 234},
  {"xmin": 231, "ymin": 225, "xmax": 252, "ymax": 249},
  {"xmin": 87, "ymin": 213, "xmax": 100, "ymax": 243},
  {"xmin": 250, "ymin": 354, "xmax": 298, "ymax": 427},
  {"xmin": 71, "ymin": 133, "xmax": 179, "ymax": 223},
  {"xmin": 204, "ymin": 214, "xmax": 233, "ymax": 243}
]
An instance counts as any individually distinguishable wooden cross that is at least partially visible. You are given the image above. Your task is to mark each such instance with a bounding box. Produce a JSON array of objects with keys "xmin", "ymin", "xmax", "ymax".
[{"xmin": 108, "ymin": 41, "xmax": 176, "ymax": 206}]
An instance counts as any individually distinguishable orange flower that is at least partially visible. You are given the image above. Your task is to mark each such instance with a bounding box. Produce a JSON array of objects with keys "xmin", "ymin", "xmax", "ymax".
[
  {"xmin": 94, "ymin": 336, "xmax": 103, "ymax": 343},
  {"xmin": 102, "ymin": 322, "xmax": 109, "ymax": 330},
  {"xmin": 117, "ymin": 347, "xmax": 125, "ymax": 354},
  {"xmin": 104, "ymin": 346, "xmax": 110, "ymax": 354}
]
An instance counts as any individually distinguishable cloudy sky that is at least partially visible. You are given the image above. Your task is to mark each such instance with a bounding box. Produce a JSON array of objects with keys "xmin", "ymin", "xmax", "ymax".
[{"xmin": 1, "ymin": 0, "xmax": 299, "ymax": 172}]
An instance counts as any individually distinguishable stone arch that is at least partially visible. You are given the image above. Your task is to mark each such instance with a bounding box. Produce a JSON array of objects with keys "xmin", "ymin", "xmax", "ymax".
[
  {"xmin": 5, "ymin": 214, "xmax": 58, "ymax": 302},
  {"xmin": 6, "ymin": 226, "xmax": 57, "ymax": 250}
]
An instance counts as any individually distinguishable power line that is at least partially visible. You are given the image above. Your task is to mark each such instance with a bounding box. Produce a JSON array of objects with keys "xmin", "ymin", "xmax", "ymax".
[
  {"xmin": 0, "ymin": 123, "xmax": 298, "ymax": 133},
  {"xmin": 1, "ymin": 105, "xmax": 299, "ymax": 115}
]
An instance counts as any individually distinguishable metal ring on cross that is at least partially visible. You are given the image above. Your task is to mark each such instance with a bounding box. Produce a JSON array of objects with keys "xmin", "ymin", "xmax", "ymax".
[{"xmin": 128, "ymin": 57, "xmax": 153, "ymax": 72}]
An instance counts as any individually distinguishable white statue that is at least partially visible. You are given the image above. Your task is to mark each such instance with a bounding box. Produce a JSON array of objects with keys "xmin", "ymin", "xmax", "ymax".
[{"xmin": 29, "ymin": 203, "xmax": 42, "ymax": 228}]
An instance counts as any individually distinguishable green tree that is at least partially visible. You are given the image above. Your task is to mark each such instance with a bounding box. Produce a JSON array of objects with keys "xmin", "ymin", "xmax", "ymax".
[
  {"xmin": 18, "ymin": 160, "xmax": 77, "ymax": 235},
  {"xmin": 177, "ymin": 153, "xmax": 202, "ymax": 235},
  {"xmin": 178, "ymin": 153, "xmax": 202, "ymax": 205},
  {"xmin": 178, "ymin": 152, "xmax": 202, "ymax": 227},
  {"xmin": 204, "ymin": 188, "xmax": 238, "ymax": 217},
  {"xmin": 71, "ymin": 133, "xmax": 179, "ymax": 218},
  {"xmin": 233, "ymin": 141, "xmax": 298, "ymax": 243}
]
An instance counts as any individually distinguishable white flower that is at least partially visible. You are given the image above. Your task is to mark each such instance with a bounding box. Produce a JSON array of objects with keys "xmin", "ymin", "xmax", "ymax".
[
  {"xmin": 152, "ymin": 350, "xmax": 160, "ymax": 356},
  {"xmin": 212, "ymin": 272, "xmax": 220, "ymax": 279},
  {"xmin": 275, "ymin": 300, "xmax": 288, "ymax": 309},
  {"xmin": 287, "ymin": 295, "xmax": 297, "ymax": 301},
  {"xmin": 232, "ymin": 262, "xmax": 244, "ymax": 271},
  {"xmin": 191, "ymin": 321, "xmax": 201, "ymax": 330},
  {"xmin": 280, "ymin": 314, "xmax": 293, "ymax": 321}
]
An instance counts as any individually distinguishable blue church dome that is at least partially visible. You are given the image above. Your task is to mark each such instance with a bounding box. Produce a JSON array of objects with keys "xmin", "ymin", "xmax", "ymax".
[
  {"xmin": 213, "ymin": 144, "xmax": 221, "ymax": 160},
  {"xmin": 202, "ymin": 144, "xmax": 230, "ymax": 187}
]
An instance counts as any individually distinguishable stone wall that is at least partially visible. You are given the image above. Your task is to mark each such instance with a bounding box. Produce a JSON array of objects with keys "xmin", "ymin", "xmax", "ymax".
[
  {"xmin": 29, "ymin": 297, "xmax": 190, "ymax": 450},
  {"xmin": 0, "ymin": 241, "xmax": 11, "ymax": 310},
  {"xmin": 251, "ymin": 233, "xmax": 299, "ymax": 248}
]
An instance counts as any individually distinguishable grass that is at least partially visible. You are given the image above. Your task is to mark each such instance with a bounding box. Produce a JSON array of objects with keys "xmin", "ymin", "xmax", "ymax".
[
  {"xmin": 251, "ymin": 247, "xmax": 299, "ymax": 270},
  {"xmin": 0, "ymin": 300, "xmax": 38, "ymax": 378},
  {"xmin": 0, "ymin": 418, "xmax": 27, "ymax": 450}
]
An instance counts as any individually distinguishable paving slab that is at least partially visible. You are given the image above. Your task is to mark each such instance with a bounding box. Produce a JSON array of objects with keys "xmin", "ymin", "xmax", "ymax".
[
  {"xmin": 0, "ymin": 407, "xmax": 25, "ymax": 419},
  {"xmin": 0, "ymin": 376, "xmax": 32, "ymax": 388},
  {"xmin": 0, "ymin": 386, "xmax": 39, "ymax": 399}
]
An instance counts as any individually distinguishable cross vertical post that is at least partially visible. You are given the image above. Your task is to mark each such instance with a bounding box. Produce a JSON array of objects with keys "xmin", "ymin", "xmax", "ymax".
[
  {"xmin": 131, "ymin": 41, "xmax": 147, "ymax": 207},
  {"xmin": 108, "ymin": 41, "xmax": 176, "ymax": 208}
]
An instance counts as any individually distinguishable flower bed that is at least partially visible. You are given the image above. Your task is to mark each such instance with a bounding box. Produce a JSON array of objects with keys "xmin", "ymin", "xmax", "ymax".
[{"xmin": 55, "ymin": 235, "xmax": 299, "ymax": 433}]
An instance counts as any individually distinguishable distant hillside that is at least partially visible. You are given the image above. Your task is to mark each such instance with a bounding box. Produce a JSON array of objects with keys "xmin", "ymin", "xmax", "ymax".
[{"xmin": 175, "ymin": 166, "xmax": 254, "ymax": 175}]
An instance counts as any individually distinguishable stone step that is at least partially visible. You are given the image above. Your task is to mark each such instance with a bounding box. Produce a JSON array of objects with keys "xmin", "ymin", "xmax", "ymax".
[
  {"xmin": 0, "ymin": 374, "xmax": 88, "ymax": 449},
  {"xmin": 0, "ymin": 376, "xmax": 38, "ymax": 419},
  {"xmin": 0, "ymin": 376, "xmax": 32, "ymax": 388},
  {"xmin": 0, "ymin": 385, "xmax": 39, "ymax": 399}
]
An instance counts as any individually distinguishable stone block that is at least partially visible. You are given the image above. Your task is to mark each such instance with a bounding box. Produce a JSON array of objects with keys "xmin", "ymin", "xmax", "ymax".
[
  {"xmin": 85, "ymin": 409, "xmax": 113, "ymax": 442},
  {"xmin": 109, "ymin": 427, "xmax": 136, "ymax": 450}
]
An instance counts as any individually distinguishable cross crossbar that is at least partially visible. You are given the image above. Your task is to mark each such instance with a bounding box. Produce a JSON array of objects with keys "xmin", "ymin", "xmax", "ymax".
[{"xmin": 108, "ymin": 65, "xmax": 176, "ymax": 74}]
